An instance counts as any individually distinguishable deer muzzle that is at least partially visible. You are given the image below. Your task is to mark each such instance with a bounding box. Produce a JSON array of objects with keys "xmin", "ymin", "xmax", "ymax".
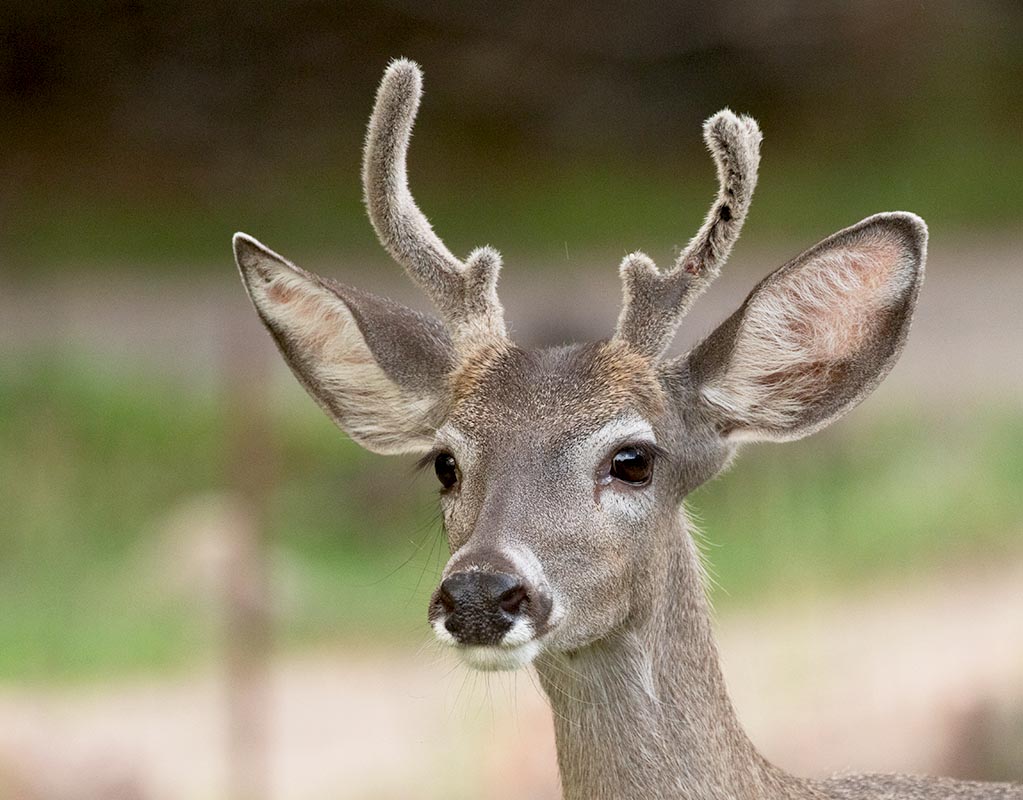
[{"xmin": 429, "ymin": 555, "xmax": 554, "ymax": 671}]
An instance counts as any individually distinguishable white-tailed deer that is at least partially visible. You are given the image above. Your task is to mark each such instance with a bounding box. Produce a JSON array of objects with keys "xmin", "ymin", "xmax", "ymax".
[{"xmin": 235, "ymin": 61, "xmax": 1022, "ymax": 799}]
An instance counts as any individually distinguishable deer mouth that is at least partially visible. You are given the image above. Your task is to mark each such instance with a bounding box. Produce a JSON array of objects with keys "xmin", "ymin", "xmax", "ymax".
[
  {"xmin": 431, "ymin": 612, "xmax": 545, "ymax": 672},
  {"xmin": 452, "ymin": 639, "xmax": 542, "ymax": 672}
]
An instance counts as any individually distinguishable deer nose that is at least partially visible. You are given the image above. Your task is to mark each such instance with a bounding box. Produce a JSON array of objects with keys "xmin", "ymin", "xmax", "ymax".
[{"xmin": 433, "ymin": 571, "xmax": 533, "ymax": 646}]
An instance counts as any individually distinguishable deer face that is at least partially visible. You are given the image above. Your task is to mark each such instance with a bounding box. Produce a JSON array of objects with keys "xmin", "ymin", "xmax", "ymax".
[
  {"xmin": 424, "ymin": 342, "xmax": 684, "ymax": 669},
  {"xmin": 235, "ymin": 60, "xmax": 926, "ymax": 673}
]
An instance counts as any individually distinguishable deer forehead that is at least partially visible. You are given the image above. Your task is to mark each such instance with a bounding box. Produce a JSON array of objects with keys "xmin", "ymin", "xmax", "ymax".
[{"xmin": 445, "ymin": 340, "xmax": 667, "ymax": 441}]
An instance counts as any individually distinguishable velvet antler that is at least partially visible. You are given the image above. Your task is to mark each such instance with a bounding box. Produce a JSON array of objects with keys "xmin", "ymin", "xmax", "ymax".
[
  {"xmin": 614, "ymin": 110, "xmax": 762, "ymax": 360},
  {"xmin": 362, "ymin": 59, "xmax": 506, "ymax": 348}
]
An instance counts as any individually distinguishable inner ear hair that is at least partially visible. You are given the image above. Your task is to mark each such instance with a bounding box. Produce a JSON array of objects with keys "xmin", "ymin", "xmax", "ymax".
[{"xmin": 685, "ymin": 212, "xmax": 927, "ymax": 442}]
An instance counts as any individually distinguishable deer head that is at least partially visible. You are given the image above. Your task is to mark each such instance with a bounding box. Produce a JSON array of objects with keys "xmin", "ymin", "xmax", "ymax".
[{"xmin": 235, "ymin": 60, "xmax": 926, "ymax": 674}]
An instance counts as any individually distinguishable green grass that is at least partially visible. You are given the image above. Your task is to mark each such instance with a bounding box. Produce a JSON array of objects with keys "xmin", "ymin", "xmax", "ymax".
[{"xmin": 1, "ymin": 356, "xmax": 1021, "ymax": 682}]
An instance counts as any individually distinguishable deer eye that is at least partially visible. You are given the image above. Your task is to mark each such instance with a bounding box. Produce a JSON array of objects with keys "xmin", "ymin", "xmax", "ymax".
[
  {"xmin": 610, "ymin": 446, "xmax": 653, "ymax": 486},
  {"xmin": 434, "ymin": 452, "xmax": 459, "ymax": 489}
]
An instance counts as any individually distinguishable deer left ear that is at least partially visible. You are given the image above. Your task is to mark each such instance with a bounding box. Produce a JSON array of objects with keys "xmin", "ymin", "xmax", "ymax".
[{"xmin": 682, "ymin": 212, "xmax": 927, "ymax": 442}]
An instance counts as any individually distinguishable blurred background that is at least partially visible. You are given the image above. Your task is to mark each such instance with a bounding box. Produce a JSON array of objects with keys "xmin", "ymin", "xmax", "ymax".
[{"xmin": 1, "ymin": 1, "xmax": 1021, "ymax": 798}]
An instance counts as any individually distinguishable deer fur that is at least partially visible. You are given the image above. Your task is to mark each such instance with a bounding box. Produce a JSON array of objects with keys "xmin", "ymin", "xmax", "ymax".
[{"xmin": 234, "ymin": 59, "xmax": 1022, "ymax": 799}]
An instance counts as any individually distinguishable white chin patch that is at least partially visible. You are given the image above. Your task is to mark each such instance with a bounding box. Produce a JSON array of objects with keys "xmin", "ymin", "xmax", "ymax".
[
  {"xmin": 431, "ymin": 617, "xmax": 541, "ymax": 671},
  {"xmin": 456, "ymin": 640, "xmax": 541, "ymax": 672}
]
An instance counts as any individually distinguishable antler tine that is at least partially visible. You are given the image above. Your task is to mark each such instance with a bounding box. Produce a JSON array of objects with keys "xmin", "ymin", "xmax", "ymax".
[
  {"xmin": 362, "ymin": 59, "xmax": 506, "ymax": 344},
  {"xmin": 614, "ymin": 109, "xmax": 762, "ymax": 360}
]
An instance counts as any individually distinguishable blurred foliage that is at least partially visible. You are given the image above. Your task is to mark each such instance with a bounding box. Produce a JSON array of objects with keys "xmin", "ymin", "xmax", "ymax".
[
  {"xmin": 2, "ymin": 356, "xmax": 1020, "ymax": 682},
  {"xmin": 2, "ymin": 1, "xmax": 1022, "ymax": 270}
]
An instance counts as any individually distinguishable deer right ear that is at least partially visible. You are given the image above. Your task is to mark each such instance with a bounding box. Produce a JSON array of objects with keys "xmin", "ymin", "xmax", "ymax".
[
  {"xmin": 234, "ymin": 233, "xmax": 454, "ymax": 455},
  {"xmin": 681, "ymin": 213, "xmax": 926, "ymax": 443}
]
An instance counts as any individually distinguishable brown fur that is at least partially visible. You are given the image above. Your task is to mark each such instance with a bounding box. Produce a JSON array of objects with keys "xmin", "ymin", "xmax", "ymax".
[{"xmin": 448, "ymin": 340, "xmax": 666, "ymax": 438}]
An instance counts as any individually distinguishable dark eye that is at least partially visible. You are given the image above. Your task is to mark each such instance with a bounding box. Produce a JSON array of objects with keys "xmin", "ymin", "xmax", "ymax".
[
  {"xmin": 434, "ymin": 452, "xmax": 459, "ymax": 489},
  {"xmin": 610, "ymin": 447, "xmax": 653, "ymax": 485}
]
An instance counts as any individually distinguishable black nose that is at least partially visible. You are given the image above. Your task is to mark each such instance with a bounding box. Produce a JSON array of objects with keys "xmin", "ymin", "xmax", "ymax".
[{"xmin": 433, "ymin": 571, "xmax": 531, "ymax": 645}]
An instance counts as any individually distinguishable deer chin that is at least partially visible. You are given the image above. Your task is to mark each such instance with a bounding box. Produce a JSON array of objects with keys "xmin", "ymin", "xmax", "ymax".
[
  {"xmin": 456, "ymin": 640, "xmax": 541, "ymax": 672},
  {"xmin": 431, "ymin": 617, "xmax": 543, "ymax": 672}
]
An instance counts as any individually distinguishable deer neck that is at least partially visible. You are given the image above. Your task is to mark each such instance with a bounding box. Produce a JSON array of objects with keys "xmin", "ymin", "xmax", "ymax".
[{"xmin": 535, "ymin": 516, "xmax": 809, "ymax": 800}]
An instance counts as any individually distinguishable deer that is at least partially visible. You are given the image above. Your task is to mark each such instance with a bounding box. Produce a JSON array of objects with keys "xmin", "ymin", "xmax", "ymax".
[{"xmin": 233, "ymin": 60, "xmax": 1023, "ymax": 800}]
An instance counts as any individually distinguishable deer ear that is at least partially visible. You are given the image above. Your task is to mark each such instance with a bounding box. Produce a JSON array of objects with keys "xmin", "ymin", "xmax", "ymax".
[
  {"xmin": 684, "ymin": 213, "xmax": 926, "ymax": 442},
  {"xmin": 234, "ymin": 233, "xmax": 454, "ymax": 455}
]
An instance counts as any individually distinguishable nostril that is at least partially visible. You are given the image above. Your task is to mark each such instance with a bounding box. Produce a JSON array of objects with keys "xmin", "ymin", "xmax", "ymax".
[
  {"xmin": 444, "ymin": 615, "xmax": 463, "ymax": 636},
  {"xmin": 437, "ymin": 584, "xmax": 456, "ymax": 614},
  {"xmin": 498, "ymin": 584, "xmax": 529, "ymax": 616}
]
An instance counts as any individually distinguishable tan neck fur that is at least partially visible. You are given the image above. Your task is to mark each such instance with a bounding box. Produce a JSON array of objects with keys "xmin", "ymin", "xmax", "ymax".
[{"xmin": 536, "ymin": 515, "xmax": 813, "ymax": 800}]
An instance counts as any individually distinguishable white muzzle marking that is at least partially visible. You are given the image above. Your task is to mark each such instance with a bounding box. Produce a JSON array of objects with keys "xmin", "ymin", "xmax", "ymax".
[{"xmin": 432, "ymin": 616, "xmax": 541, "ymax": 672}]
